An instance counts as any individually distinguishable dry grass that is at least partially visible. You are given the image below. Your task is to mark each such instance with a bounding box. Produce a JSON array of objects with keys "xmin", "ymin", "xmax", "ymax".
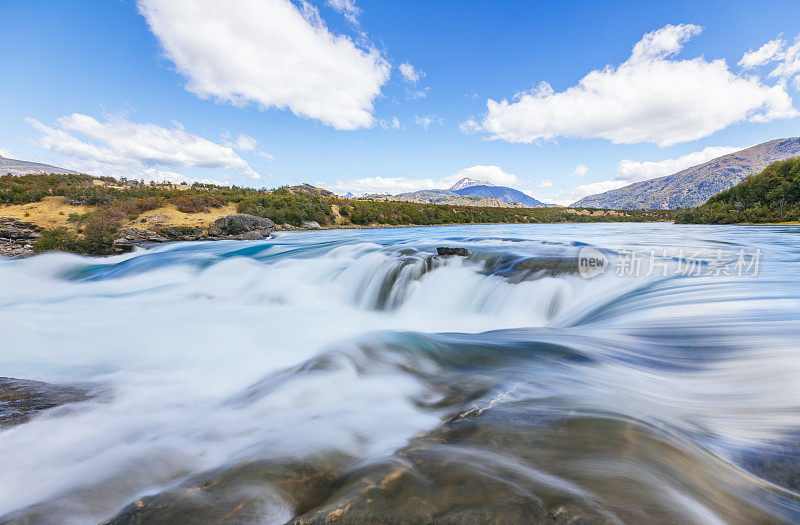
[
  {"xmin": 0, "ymin": 196, "xmax": 88, "ymax": 228},
  {"xmin": 128, "ymin": 203, "xmax": 238, "ymax": 228},
  {"xmin": 0, "ymin": 198, "xmax": 236, "ymax": 230}
]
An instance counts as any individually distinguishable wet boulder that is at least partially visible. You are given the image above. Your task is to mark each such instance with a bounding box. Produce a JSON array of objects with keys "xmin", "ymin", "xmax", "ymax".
[
  {"xmin": 437, "ymin": 246, "xmax": 470, "ymax": 257},
  {"xmin": 0, "ymin": 377, "xmax": 91, "ymax": 428}
]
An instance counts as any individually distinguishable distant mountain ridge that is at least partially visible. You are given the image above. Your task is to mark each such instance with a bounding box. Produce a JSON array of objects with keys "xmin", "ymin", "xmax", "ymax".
[
  {"xmin": 387, "ymin": 183, "xmax": 545, "ymax": 208},
  {"xmin": 572, "ymin": 138, "xmax": 800, "ymax": 210},
  {"xmin": 452, "ymin": 185, "xmax": 544, "ymax": 207},
  {"xmin": 1, "ymin": 155, "xmax": 77, "ymax": 176},
  {"xmin": 449, "ymin": 177, "xmax": 494, "ymax": 190}
]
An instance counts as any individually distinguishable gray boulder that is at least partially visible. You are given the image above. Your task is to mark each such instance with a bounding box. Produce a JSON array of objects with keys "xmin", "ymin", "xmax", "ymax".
[
  {"xmin": 112, "ymin": 228, "xmax": 168, "ymax": 252},
  {"xmin": 208, "ymin": 214, "xmax": 275, "ymax": 239},
  {"xmin": 301, "ymin": 220, "xmax": 322, "ymax": 229},
  {"xmin": 0, "ymin": 218, "xmax": 42, "ymax": 257}
]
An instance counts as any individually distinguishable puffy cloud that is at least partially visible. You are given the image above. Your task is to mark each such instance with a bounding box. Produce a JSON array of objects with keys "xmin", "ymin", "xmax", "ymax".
[
  {"xmin": 549, "ymin": 180, "xmax": 629, "ymax": 207},
  {"xmin": 414, "ymin": 114, "xmax": 444, "ymax": 130},
  {"xmin": 571, "ymin": 164, "xmax": 588, "ymax": 179},
  {"xmin": 738, "ymin": 33, "xmax": 800, "ymax": 80},
  {"xmin": 325, "ymin": 165, "xmax": 520, "ymax": 195},
  {"xmin": 468, "ymin": 24, "xmax": 797, "ymax": 146},
  {"xmin": 399, "ymin": 62, "xmax": 423, "ymax": 84},
  {"xmin": 441, "ymin": 165, "xmax": 519, "ymax": 187},
  {"xmin": 739, "ymin": 37, "xmax": 786, "ymax": 68},
  {"xmin": 326, "ymin": 0, "xmax": 360, "ymax": 24},
  {"xmin": 138, "ymin": 0, "xmax": 390, "ymax": 130},
  {"xmin": 769, "ymin": 36, "xmax": 800, "ymax": 80},
  {"xmin": 27, "ymin": 113, "xmax": 260, "ymax": 181},
  {"xmin": 324, "ymin": 176, "xmax": 439, "ymax": 195},
  {"xmin": 616, "ymin": 145, "xmax": 741, "ymax": 182},
  {"xmin": 231, "ymin": 134, "xmax": 258, "ymax": 152},
  {"xmin": 535, "ymin": 179, "xmax": 553, "ymax": 188}
]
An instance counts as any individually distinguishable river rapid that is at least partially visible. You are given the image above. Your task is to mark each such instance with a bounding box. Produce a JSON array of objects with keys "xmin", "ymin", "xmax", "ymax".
[{"xmin": 0, "ymin": 223, "xmax": 799, "ymax": 524}]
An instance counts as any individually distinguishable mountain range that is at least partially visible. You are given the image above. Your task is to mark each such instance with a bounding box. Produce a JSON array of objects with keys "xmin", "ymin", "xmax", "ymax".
[
  {"xmin": 383, "ymin": 177, "xmax": 546, "ymax": 208},
  {"xmin": 572, "ymin": 138, "xmax": 800, "ymax": 209},
  {"xmin": 1, "ymin": 155, "xmax": 78, "ymax": 176}
]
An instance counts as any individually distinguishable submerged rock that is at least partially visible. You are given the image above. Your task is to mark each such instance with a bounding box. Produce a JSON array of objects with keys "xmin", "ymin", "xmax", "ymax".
[
  {"xmin": 0, "ymin": 377, "xmax": 91, "ymax": 428},
  {"xmin": 437, "ymin": 246, "xmax": 470, "ymax": 257}
]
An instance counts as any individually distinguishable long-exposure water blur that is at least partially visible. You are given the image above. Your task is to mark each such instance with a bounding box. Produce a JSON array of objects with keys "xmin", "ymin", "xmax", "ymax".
[{"xmin": 1, "ymin": 223, "xmax": 799, "ymax": 523}]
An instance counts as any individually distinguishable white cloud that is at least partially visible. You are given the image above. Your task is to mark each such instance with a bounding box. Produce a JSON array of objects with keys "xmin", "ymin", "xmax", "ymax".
[
  {"xmin": 326, "ymin": 0, "xmax": 360, "ymax": 24},
  {"xmin": 769, "ymin": 36, "xmax": 800, "ymax": 80},
  {"xmin": 739, "ymin": 33, "xmax": 800, "ymax": 81},
  {"xmin": 549, "ymin": 180, "xmax": 629, "ymax": 207},
  {"xmin": 232, "ymin": 134, "xmax": 258, "ymax": 152},
  {"xmin": 27, "ymin": 113, "xmax": 260, "ymax": 181},
  {"xmin": 468, "ymin": 24, "xmax": 797, "ymax": 146},
  {"xmin": 399, "ymin": 62, "xmax": 423, "ymax": 84},
  {"xmin": 794, "ymin": 76, "xmax": 800, "ymax": 91},
  {"xmin": 571, "ymin": 164, "xmax": 588, "ymax": 179},
  {"xmin": 325, "ymin": 165, "xmax": 520, "ymax": 195},
  {"xmin": 616, "ymin": 145, "xmax": 741, "ymax": 182},
  {"xmin": 138, "ymin": 0, "xmax": 390, "ymax": 130},
  {"xmin": 324, "ymin": 176, "xmax": 439, "ymax": 195},
  {"xmin": 0, "ymin": 146, "xmax": 12, "ymax": 158},
  {"xmin": 414, "ymin": 114, "xmax": 443, "ymax": 130},
  {"xmin": 535, "ymin": 179, "xmax": 553, "ymax": 188},
  {"xmin": 441, "ymin": 165, "xmax": 519, "ymax": 187},
  {"xmin": 378, "ymin": 116, "xmax": 403, "ymax": 130},
  {"xmin": 739, "ymin": 37, "xmax": 785, "ymax": 69}
]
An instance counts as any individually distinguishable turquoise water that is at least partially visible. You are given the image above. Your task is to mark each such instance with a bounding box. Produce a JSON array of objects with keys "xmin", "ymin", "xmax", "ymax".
[{"xmin": 1, "ymin": 223, "xmax": 799, "ymax": 523}]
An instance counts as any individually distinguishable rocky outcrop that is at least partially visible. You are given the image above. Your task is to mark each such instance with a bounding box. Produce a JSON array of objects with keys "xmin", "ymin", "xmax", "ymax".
[
  {"xmin": 158, "ymin": 226, "xmax": 206, "ymax": 241},
  {"xmin": 300, "ymin": 220, "xmax": 322, "ymax": 230},
  {"xmin": 0, "ymin": 218, "xmax": 42, "ymax": 257},
  {"xmin": 0, "ymin": 377, "xmax": 91, "ymax": 428},
  {"xmin": 208, "ymin": 214, "xmax": 275, "ymax": 239},
  {"xmin": 111, "ymin": 214, "xmax": 277, "ymax": 253},
  {"xmin": 112, "ymin": 228, "xmax": 169, "ymax": 252}
]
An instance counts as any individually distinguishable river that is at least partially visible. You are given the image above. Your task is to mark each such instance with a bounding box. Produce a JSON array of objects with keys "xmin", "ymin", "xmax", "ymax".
[{"xmin": 1, "ymin": 223, "xmax": 799, "ymax": 523}]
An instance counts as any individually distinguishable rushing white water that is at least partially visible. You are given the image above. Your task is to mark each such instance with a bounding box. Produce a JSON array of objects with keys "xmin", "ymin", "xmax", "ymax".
[{"xmin": 1, "ymin": 223, "xmax": 799, "ymax": 523}]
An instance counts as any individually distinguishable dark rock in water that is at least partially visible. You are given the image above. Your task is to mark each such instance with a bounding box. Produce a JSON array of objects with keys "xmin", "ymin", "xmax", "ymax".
[
  {"xmin": 0, "ymin": 218, "xmax": 42, "ymax": 258},
  {"xmin": 301, "ymin": 220, "xmax": 322, "ymax": 230},
  {"xmin": 0, "ymin": 377, "xmax": 91, "ymax": 428},
  {"xmin": 437, "ymin": 247, "xmax": 470, "ymax": 257},
  {"xmin": 112, "ymin": 228, "xmax": 169, "ymax": 252},
  {"xmin": 482, "ymin": 254, "xmax": 580, "ymax": 282},
  {"xmin": 208, "ymin": 214, "xmax": 275, "ymax": 239}
]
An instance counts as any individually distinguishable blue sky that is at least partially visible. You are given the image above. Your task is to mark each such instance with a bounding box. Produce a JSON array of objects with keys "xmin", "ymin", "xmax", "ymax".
[{"xmin": 2, "ymin": 0, "xmax": 799, "ymax": 204}]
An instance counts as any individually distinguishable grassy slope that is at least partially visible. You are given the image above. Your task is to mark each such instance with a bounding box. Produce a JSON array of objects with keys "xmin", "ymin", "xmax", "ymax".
[
  {"xmin": 573, "ymin": 138, "xmax": 800, "ymax": 210},
  {"xmin": 676, "ymin": 157, "xmax": 800, "ymax": 224}
]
